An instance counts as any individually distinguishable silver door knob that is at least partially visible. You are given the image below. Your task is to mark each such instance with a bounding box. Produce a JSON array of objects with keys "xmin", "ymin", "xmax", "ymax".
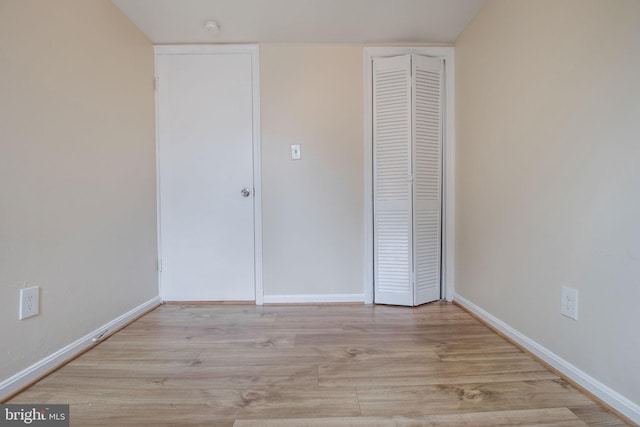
[{"xmin": 241, "ymin": 188, "xmax": 251, "ymax": 197}]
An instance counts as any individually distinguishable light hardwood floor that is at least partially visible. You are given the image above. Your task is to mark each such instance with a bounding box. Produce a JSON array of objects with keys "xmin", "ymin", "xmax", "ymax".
[{"xmin": 8, "ymin": 302, "xmax": 629, "ymax": 426}]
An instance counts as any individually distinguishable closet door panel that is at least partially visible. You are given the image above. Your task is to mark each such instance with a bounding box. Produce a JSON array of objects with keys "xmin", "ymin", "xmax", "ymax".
[
  {"xmin": 373, "ymin": 55, "xmax": 413, "ymax": 306},
  {"xmin": 412, "ymin": 55, "xmax": 443, "ymax": 305}
]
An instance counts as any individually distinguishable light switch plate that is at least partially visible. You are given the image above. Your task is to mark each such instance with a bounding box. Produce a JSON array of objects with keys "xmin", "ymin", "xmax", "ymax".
[{"xmin": 291, "ymin": 144, "xmax": 301, "ymax": 160}]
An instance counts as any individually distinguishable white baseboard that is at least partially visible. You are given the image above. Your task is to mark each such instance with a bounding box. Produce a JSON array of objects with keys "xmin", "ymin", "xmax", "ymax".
[
  {"xmin": 0, "ymin": 296, "xmax": 162, "ymax": 401},
  {"xmin": 263, "ymin": 294, "xmax": 364, "ymax": 304},
  {"xmin": 453, "ymin": 293, "xmax": 640, "ymax": 425}
]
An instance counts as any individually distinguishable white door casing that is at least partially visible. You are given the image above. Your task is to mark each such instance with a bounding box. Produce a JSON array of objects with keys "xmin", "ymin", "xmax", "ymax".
[{"xmin": 155, "ymin": 45, "xmax": 262, "ymax": 303}]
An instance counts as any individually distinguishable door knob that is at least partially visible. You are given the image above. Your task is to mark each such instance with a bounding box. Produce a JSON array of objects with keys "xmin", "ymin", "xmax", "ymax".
[{"xmin": 241, "ymin": 188, "xmax": 251, "ymax": 197}]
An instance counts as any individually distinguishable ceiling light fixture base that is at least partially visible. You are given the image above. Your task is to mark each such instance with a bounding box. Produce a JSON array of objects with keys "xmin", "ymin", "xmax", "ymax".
[{"xmin": 204, "ymin": 20, "xmax": 220, "ymax": 34}]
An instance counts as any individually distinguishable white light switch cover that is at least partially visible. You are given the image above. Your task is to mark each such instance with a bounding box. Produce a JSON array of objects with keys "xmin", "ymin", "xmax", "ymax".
[{"xmin": 291, "ymin": 144, "xmax": 301, "ymax": 160}]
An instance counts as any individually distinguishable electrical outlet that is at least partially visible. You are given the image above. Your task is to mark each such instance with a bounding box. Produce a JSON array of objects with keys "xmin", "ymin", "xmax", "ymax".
[
  {"xmin": 561, "ymin": 286, "xmax": 578, "ymax": 320},
  {"xmin": 19, "ymin": 286, "xmax": 39, "ymax": 320}
]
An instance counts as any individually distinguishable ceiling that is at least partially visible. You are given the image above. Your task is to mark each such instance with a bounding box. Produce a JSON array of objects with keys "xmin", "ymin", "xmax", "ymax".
[{"xmin": 111, "ymin": 0, "xmax": 486, "ymax": 44}]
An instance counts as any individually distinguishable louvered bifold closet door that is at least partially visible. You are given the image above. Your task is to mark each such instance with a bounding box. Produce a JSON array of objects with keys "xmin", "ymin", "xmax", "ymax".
[
  {"xmin": 412, "ymin": 55, "xmax": 443, "ymax": 305},
  {"xmin": 373, "ymin": 55, "xmax": 413, "ymax": 306}
]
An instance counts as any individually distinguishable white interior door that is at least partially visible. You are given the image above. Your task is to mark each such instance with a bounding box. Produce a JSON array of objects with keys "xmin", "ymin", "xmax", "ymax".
[
  {"xmin": 373, "ymin": 54, "xmax": 443, "ymax": 306},
  {"xmin": 157, "ymin": 49, "xmax": 256, "ymax": 302}
]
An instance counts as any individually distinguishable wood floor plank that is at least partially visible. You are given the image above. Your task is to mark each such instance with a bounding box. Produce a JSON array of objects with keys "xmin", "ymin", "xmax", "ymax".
[
  {"xmin": 569, "ymin": 406, "xmax": 630, "ymax": 426},
  {"xmin": 7, "ymin": 302, "xmax": 627, "ymax": 426},
  {"xmin": 10, "ymin": 388, "xmax": 361, "ymax": 423},
  {"xmin": 319, "ymin": 357, "xmax": 557, "ymax": 387},
  {"xmin": 233, "ymin": 408, "xmax": 588, "ymax": 427},
  {"xmin": 436, "ymin": 349, "xmax": 529, "ymax": 362},
  {"xmin": 356, "ymin": 380, "xmax": 596, "ymax": 416},
  {"xmin": 28, "ymin": 364, "xmax": 319, "ymax": 390}
]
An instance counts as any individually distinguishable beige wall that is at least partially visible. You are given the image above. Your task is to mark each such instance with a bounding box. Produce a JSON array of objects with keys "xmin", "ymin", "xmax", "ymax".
[
  {"xmin": 0, "ymin": 0, "xmax": 157, "ymax": 381},
  {"xmin": 260, "ymin": 44, "xmax": 364, "ymax": 297},
  {"xmin": 456, "ymin": 0, "xmax": 640, "ymax": 405}
]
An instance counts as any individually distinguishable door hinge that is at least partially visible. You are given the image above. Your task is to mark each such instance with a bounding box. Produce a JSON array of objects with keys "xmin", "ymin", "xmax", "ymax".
[
  {"xmin": 154, "ymin": 77, "xmax": 159, "ymax": 92},
  {"xmin": 158, "ymin": 258, "xmax": 163, "ymax": 273}
]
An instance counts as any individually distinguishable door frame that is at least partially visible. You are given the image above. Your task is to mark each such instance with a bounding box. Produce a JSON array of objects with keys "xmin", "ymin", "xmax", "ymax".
[
  {"xmin": 364, "ymin": 46, "xmax": 455, "ymax": 304},
  {"xmin": 154, "ymin": 44, "xmax": 263, "ymax": 305}
]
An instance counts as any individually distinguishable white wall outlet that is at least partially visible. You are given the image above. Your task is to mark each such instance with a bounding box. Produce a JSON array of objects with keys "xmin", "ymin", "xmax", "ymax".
[
  {"xmin": 19, "ymin": 286, "xmax": 40, "ymax": 320},
  {"xmin": 561, "ymin": 286, "xmax": 578, "ymax": 320},
  {"xmin": 290, "ymin": 144, "xmax": 301, "ymax": 160}
]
